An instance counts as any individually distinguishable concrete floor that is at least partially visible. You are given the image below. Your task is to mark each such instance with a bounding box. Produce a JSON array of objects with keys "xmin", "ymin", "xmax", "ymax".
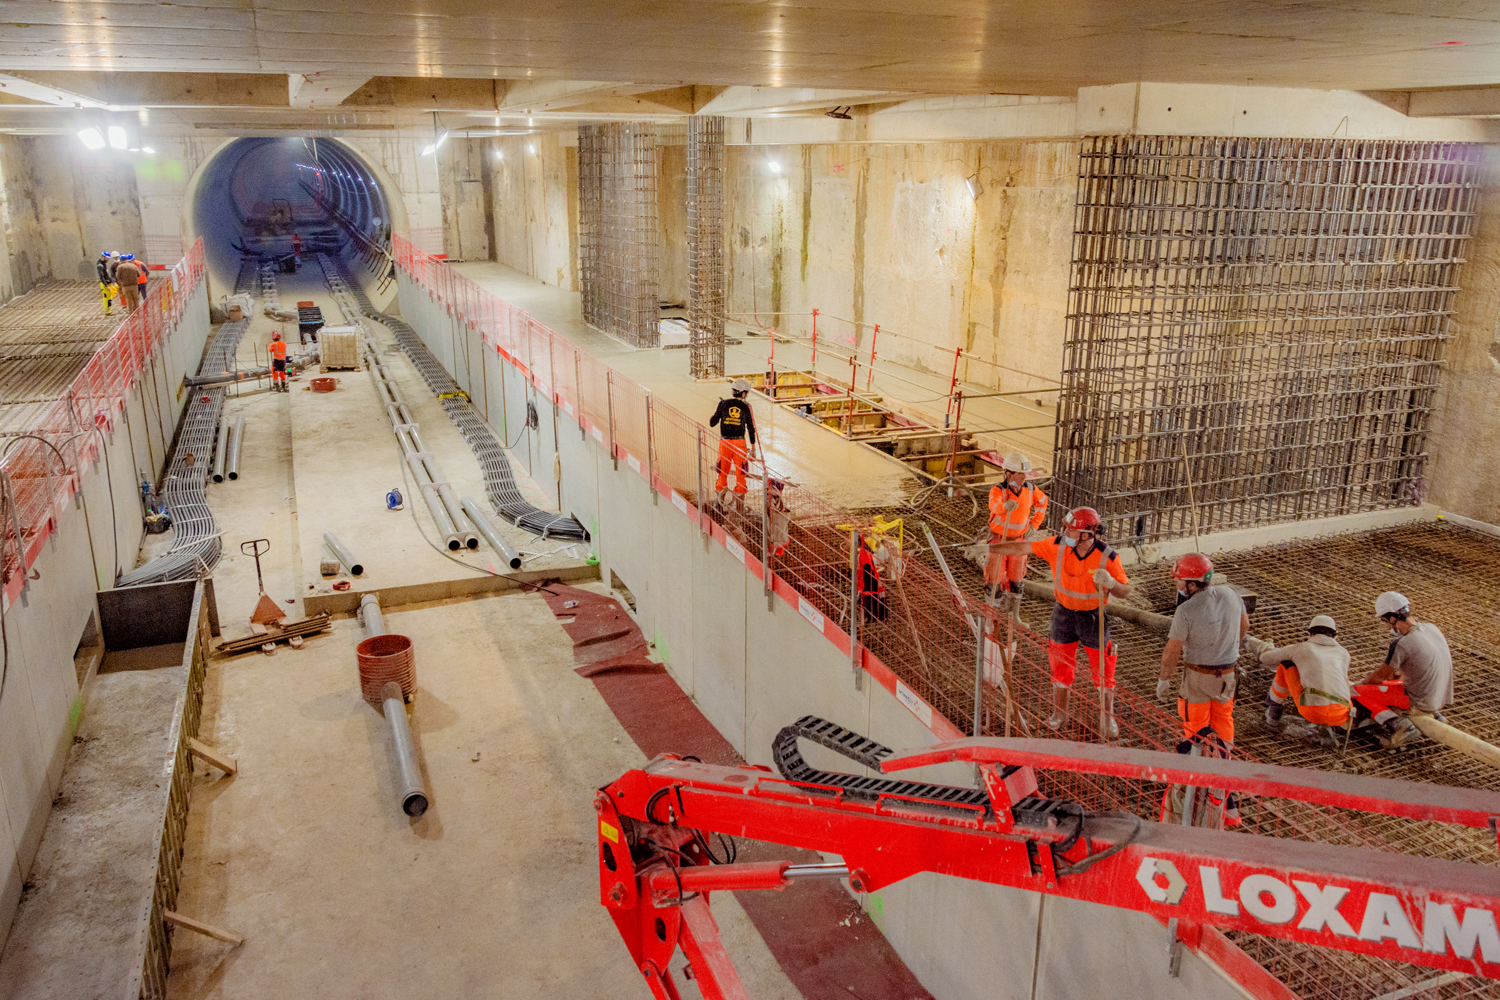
[
  {"xmin": 139, "ymin": 269, "xmax": 586, "ymax": 630},
  {"xmin": 452, "ymin": 262, "xmax": 1057, "ymax": 503},
  {"xmin": 166, "ymin": 588, "xmax": 803, "ymax": 999}
]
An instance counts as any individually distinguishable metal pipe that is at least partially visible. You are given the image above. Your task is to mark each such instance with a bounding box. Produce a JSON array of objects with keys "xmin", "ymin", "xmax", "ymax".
[
  {"xmin": 783, "ymin": 863, "xmax": 850, "ymax": 880},
  {"xmin": 226, "ymin": 416, "xmax": 244, "ymax": 480},
  {"xmin": 360, "ymin": 593, "xmax": 386, "ymax": 638},
  {"xmin": 420, "ymin": 483, "xmax": 460, "ymax": 546},
  {"xmin": 460, "ymin": 496, "xmax": 521, "ymax": 569},
  {"xmin": 324, "ymin": 530, "xmax": 363, "ymax": 576},
  {"xmin": 211, "ymin": 416, "xmax": 229, "ymax": 483},
  {"xmin": 381, "ymin": 681, "xmax": 429, "ymax": 818}
]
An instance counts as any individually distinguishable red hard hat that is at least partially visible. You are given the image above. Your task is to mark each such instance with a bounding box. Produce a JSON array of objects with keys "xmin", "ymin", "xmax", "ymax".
[
  {"xmin": 272, "ymin": 331, "xmax": 281, "ymax": 340},
  {"xmin": 1063, "ymin": 507, "xmax": 1101, "ymax": 532},
  {"xmin": 1172, "ymin": 552, "xmax": 1214, "ymax": 583}
]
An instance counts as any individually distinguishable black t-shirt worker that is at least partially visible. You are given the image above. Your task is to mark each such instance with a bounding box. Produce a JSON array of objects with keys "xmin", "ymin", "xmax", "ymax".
[{"xmin": 709, "ymin": 378, "xmax": 757, "ymax": 509}]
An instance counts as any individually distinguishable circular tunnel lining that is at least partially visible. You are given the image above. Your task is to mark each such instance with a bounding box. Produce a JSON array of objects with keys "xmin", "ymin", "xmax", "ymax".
[{"xmin": 188, "ymin": 137, "xmax": 402, "ymax": 296}]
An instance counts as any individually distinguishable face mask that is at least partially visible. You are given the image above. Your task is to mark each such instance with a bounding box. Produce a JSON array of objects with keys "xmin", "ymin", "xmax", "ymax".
[{"xmin": 1062, "ymin": 533, "xmax": 1079, "ymax": 547}]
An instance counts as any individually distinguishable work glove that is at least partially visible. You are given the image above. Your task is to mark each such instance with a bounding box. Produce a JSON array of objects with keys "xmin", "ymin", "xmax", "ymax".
[
  {"xmin": 1156, "ymin": 678, "xmax": 1172, "ymax": 703},
  {"xmin": 1003, "ymin": 499, "xmax": 1019, "ymax": 514},
  {"xmin": 1092, "ymin": 567, "xmax": 1113, "ymax": 589}
]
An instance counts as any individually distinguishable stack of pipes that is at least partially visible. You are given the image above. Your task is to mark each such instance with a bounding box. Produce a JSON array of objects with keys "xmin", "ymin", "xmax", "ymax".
[{"xmin": 314, "ymin": 254, "xmax": 518, "ymax": 568}]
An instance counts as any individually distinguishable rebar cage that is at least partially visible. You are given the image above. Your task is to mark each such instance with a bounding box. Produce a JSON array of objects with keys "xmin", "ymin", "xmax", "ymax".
[
  {"xmin": 687, "ymin": 115, "xmax": 726, "ymax": 379},
  {"xmin": 1053, "ymin": 135, "xmax": 1483, "ymax": 545},
  {"xmin": 578, "ymin": 122, "xmax": 660, "ymax": 349}
]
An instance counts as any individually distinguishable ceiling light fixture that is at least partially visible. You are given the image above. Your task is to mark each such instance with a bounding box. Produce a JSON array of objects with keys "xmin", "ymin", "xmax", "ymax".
[
  {"xmin": 965, "ymin": 173, "xmax": 983, "ymax": 199},
  {"xmin": 107, "ymin": 125, "xmax": 127, "ymax": 149},
  {"xmin": 767, "ymin": 160, "xmax": 781, "ymax": 174},
  {"xmin": 528, "ymin": 143, "xmax": 536, "ymax": 154},
  {"xmin": 421, "ymin": 112, "xmax": 447, "ymax": 156},
  {"xmin": 825, "ymin": 106, "xmax": 853, "ymax": 120},
  {"xmin": 78, "ymin": 127, "xmax": 105, "ymax": 150},
  {"xmin": 141, "ymin": 146, "xmax": 155, "ymax": 154}
]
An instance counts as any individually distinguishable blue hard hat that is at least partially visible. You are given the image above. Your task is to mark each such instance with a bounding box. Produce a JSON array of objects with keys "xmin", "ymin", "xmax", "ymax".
[
  {"xmin": 122, "ymin": 254, "xmax": 134, "ymax": 260},
  {"xmin": 99, "ymin": 250, "xmax": 109, "ymax": 257}
]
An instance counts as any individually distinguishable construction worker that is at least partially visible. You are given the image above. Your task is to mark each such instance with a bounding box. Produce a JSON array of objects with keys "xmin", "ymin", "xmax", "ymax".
[
  {"xmin": 856, "ymin": 532, "xmax": 889, "ymax": 622},
  {"xmin": 983, "ymin": 452, "xmax": 1048, "ymax": 618},
  {"xmin": 134, "ymin": 253, "xmax": 149, "ymax": 299},
  {"xmin": 709, "ymin": 378, "xmax": 757, "ymax": 507},
  {"xmin": 988, "ymin": 506, "xmax": 1128, "ymax": 736},
  {"xmin": 1353, "ymin": 592, "xmax": 1454, "ymax": 748},
  {"xmin": 268, "ymin": 331, "xmax": 289, "ymax": 391},
  {"xmin": 1157, "ymin": 553, "xmax": 1248, "ymax": 746},
  {"xmin": 96, "ymin": 251, "xmax": 116, "ymax": 315},
  {"xmin": 115, "ymin": 255, "xmax": 142, "ymax": 313},
  {"xmin": 1261, "ymin": 615, "xmax": 1352, "ymax": 748}
]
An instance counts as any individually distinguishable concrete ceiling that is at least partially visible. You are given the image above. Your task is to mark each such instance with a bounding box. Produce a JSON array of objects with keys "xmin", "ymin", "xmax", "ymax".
[{"xmin": 2, "ymin": 2, "xmax": 1500, "ymax": 136}]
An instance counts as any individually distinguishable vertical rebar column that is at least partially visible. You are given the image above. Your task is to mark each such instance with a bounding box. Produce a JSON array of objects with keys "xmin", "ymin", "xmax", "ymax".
[
  {"xmin": 577, "ymin": 122, "xmax": 660, "ymax": 348},
  {"xmin": 687, "ymin": 115, "xmax": 726, "ymax": 379}
]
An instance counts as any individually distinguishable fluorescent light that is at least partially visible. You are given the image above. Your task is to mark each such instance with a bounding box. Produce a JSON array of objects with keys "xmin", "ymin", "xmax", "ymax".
[
  {"xmin": 527, "ymin": 143, "xmax": 535, "ymax": 154},
  {"xmin": 965, "ymin": 174, "xmax": 983, "ymax": 199},
  {"xmin": 495, "ymin": 150, "xmax": 503, "ymax": 161},
  {"xmin": 141, "ymin": 146, "xmax": 155, "ymax": 154},
  {"xmin": 78, "ymin": 128, "xmax": 105, "ymax": 150},
  {"xmin": 421, "ymin": 143, "xmax": 436, "ymax": 156},
  {"xmin": 128, "ymin": 147, "xmax": 139, "ymax": 152},
  {"xmin": 434, "ymin": 128, "xmax": 449, "ymax": 150},
  {"xmin": 767, "ymin": 160, "xmax": 781, "ymax": 174},
  {"xmin": 107, "ymin": 126, "xmax": 126, "ymax": 149}
]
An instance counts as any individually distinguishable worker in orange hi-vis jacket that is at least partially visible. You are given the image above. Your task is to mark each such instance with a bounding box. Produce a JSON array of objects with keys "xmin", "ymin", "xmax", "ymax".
[
  {"xmin": 708, "ymin": 378, "xmax": 757, "ymax": 510},
  {"xmin": 268, "ymin": 332, "xmax": 289, "ymax": 392},
  {"xmin": 983, "ymin": 452, "xmax": 1048, "ymax": 621},
  {"xmin": 987, "ymin": 506, "xmax": 1129, "ymax": 737}
]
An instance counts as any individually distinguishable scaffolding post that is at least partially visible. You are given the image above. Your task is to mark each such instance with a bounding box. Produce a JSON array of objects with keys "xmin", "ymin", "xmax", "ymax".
[
  {"xmin": 606, "ymin": 371, "xmax": 618, "ymax": 470},
  {"xmin": 866, "ymin": 325, "xmax": 879, "ymax": 390},
  {"xmin": 645, "ymin": 391, "xmax": 657, "ymax": 505},
  {"xmin": 849, "ymin": 527, "xmax": 862, "ymax": 692}
]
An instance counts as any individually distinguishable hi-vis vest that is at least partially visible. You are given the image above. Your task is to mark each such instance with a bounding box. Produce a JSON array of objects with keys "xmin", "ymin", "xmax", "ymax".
[
  {"xmin": 1029, "ymin": 536, "xmax": 1126, "ymax": 612},
  {"xmin": 988, "ymin": 483, "xmax": 1048, "ymax": 541},
  {"xmin": 269, "ymin": 339, "xmax": 287, "ymax": 361}
]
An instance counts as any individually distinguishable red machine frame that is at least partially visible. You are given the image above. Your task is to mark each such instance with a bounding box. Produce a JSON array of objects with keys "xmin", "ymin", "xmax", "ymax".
[{"xmin": 597, "ymin": 736, "xmax": 1500, "ymax": 999}]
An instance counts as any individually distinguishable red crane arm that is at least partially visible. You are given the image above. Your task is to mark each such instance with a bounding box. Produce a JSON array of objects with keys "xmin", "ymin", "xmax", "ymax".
[{"xmin": 597, "ymin": 737, "xmax": 1500, "ymax": 999}]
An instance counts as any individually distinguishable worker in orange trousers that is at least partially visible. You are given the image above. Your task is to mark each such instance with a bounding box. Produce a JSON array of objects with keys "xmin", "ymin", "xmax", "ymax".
[
  {"xmin": 1157, "ymin": 553, "xmax": 1248, "ymax": 746},
  {"xmin": 709, "ymin": 378, "xmax": 757, "ymax": 509},
  {"xmin": 269, "ymin": 331, "xmax": 289, "ymax": 391},
  {"xmin": 983, "ymin": 451, "xmax": 1048, "ymax": 621},
  {"xmin": 1261, "ymin": 614, "xmax": 1351, "ymax": 748}
]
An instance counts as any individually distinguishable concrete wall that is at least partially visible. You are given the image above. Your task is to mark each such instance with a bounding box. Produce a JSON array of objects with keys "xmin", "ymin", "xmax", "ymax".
[
  {"xmin": 436, "ymin": 138, "xmax": 490, "ymax": 262},
  {"xmin": 724, "ymin": 140, "xmax": 1076, "ymax": 395},
  {"xmin": 0, "ymin": 136, "xmax": 145, "ymax": 303},
  {"xmin": 658, "ymin": 141, "xmax": 689, "ymax": 307},
  {"xmin": 487, "ymin": 133, "xmax": 578, "ymax": 290},
  {"xmin": 1431, "ymin": 145, "xmax": 1500, "ymax": 525},
  {"xmin": 395, "ymin": 271, "xmax": 1249, "ymax": 1000},
  {"xmin": 0, "ymin": 276, "xmax": 211, "ymax": 955}
]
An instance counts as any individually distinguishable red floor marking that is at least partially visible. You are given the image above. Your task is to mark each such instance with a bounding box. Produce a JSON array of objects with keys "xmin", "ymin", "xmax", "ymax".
[{"xmin": 539, "ymin": 582, "xmax": 934, "ymax": 1000}]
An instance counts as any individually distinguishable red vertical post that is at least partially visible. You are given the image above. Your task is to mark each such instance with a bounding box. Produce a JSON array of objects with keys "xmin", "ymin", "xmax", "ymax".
[
  {"xmin": 810, "ymin": 308, "xmax": 819, "ymax": 371},
  {"xmin": 866, "ymin": 325, "xmax": 879, "ymax": 390},
  {"xmin": 945, "ymin": 346, "xmax": 963, "ymax": 427}
]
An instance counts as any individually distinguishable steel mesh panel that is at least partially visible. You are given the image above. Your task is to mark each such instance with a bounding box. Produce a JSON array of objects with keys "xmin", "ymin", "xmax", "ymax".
[
  {"xmin": 1053, "ymin": 135, "xmax": 1482, "ymax": 545},
  {"xmin": 578, "ymin": 123, "xmax": 660, "ymax": 348},
  {"xmin": 687, "ymin": 115, "xmax": 726, "ymax": 378}
]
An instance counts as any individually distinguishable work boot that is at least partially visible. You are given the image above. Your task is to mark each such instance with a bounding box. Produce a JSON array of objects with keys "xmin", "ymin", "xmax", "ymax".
[
  {"xmin": 1264, "ymin": 700, "xmax": 1284, "ymax": 730},
  {"xmin": 733, "ymin": 492, "xmax": 747, "ymax": 513},
  {"xmin": 1378, "ymin": 717, "xmax": 1419, "ymax": 749},
  {"xmin": 1101, "ymin": 688, "xmax": 1119, "ymax": 740},
  {"xmin": 1047, "ymin": 687, "xmax": 1068, "ymax": 732},
  {"xmin": 1315, "ymin": 725, "xmax": 1341, "ymax": 749},
  {"xmin": 1007, "ymin": 591, "xmax": 1025, "ymax": 624},
  {"xmin": 713, "ymin": 489, "xmax": 727, "ymax": 509}
]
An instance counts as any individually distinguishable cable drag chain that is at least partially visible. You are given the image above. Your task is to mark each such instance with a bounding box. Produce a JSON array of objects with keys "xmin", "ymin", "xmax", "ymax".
[{"xmin": 328, "ymin": 256, "xmax": 588, "ymax": 542}]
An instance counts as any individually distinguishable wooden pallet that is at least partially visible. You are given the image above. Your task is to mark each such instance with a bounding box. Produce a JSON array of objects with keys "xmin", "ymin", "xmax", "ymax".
[{"xmin": 321, "ymin": 364, "xmax": 361, "ymax": 372}]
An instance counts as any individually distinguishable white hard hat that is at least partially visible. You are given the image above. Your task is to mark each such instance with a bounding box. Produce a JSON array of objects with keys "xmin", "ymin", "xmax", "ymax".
[
  {"xmin": 731, "ymin": 378, "xmax": 751, "ymax": 393},
  {"xmin": 1308, "ymin": 615, "xmax": 1337, "ymax": 634},
  {"xmin": 1001, "ymin": 452, "xmax": 1031, "ymax": 474},
  {"xmin": 1375, "ymin": 591, "xmax": 1410, "ymax": 618}
]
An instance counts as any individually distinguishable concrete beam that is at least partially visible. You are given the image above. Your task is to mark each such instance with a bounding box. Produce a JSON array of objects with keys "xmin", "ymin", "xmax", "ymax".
[
  {"xmin": 1079, "ymin": 82, "xmax": 1500, "ymax": 142},
  {"xmin": 0, "ymin": 73, "xmax": 106, "ymax": 108},
  {"xmin": 14, "ymin": 72, "xmax": 289, "ymax": 108},
  {"xmin": 1407, "ymin": 86, "xmax": 1500, "ymax": 118},
  {"xmin": 697, "ymin": 86, "xmax": 908, "ymax": 117},
  {"xmin": 341, "ymin": 77, "xmax": 503, "ymax": 110},
  {"xmin": 289, "ymin": 71, "xmax": 374, "ymax": 110},
  {"xmin": 495, "ymin": 79, "xmax": 670, "ymax": 113}
]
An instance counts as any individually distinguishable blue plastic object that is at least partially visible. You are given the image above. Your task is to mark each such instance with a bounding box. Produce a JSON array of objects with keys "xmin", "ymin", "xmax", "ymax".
[{"xmin": 385, "ymin": 488, "xmax": 404, "ymax": 511}]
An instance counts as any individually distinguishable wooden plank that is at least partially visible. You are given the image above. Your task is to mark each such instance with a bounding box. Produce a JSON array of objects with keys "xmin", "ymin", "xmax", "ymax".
[
  {"xmin": 188, "ymin": 737, "xmax": 238, "ymax": 776},
  {"xmin": 164, "ymin": 910, "xmax": 243, "ymax": 946}
]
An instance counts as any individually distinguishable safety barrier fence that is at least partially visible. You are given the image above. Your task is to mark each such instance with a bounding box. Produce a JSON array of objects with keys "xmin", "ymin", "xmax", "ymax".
[
  {"xmin": 393, "ymin": 235, "xmax": 1485, "ymax": 999},
  {"xmin": 0, "ymin": 239, "xmax": 207, "ymax": 609}
]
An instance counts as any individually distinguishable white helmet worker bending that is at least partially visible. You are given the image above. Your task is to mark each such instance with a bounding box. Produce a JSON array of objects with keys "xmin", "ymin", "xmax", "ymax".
[
  {"xmin": 1353, "ymin": 592, "xmax": 1454, "ymax": 748},
  {"xmin": 1260, "ymin": 614, "xmax": 1351, "ymax": 748}
]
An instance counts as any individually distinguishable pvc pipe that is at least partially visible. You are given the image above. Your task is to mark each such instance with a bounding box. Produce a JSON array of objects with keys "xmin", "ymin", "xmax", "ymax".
[
  {"xmin": 381, "ymin": 681, "xmax": 429, "ymax": 818},
  {"xmin": 212, "ymin": 417, "xmax": 229, "ymax": 483},
  {"xmin": 436, "ymin": 483, "xmax": 478, "ymax": 549},
  {"xmin": 226, "ymin": 416, "xmax": 245, "ymax": 480},
  {"xmin": 360, "ymin": 593, "xmax": 386, "ymax": 638},
  {"xmin": 420, "ymin": 483, "xmax": 461, "ymax": 547},
  {"xmin": 324, "ymin": 530, "xmax": 364, "ymax": 576},
  {"xmin": 1410, "ymin": 714, "xmax": 1500, "ymax": 770},
  {"xmin": 461, "ymin": 496, "xmax": 522, "ymax": 570}
]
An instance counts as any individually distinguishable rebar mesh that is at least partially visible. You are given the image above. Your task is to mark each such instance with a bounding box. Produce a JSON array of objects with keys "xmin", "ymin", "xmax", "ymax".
[
  {"xmin": 1053, "ymin": 135, "xmax": 1483, "ymax": 545},
  {"xmin": 578, "ymin": 123, "xmax": 660, "ymax": 348},
  {"xmin": 687, "ymin": 115, "xmax": 726, "ymax": 379}
]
